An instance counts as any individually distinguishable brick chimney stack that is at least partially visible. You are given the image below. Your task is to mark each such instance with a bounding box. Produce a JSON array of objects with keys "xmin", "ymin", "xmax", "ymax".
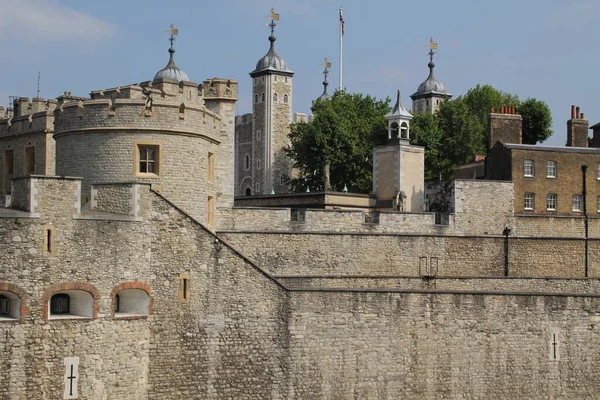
[
  {"xmin": 487, "ymin": 106, "xmax": 522, "ymax": 151},
  {"xmin": 566, "ymin": 105, "xmax": 589, "ymax": 147}
]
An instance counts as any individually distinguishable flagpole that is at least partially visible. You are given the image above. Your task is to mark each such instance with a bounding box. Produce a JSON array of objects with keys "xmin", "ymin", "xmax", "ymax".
[{"xmin": 339, "ymin": 6, "xmax": 343, "ymax": 91}]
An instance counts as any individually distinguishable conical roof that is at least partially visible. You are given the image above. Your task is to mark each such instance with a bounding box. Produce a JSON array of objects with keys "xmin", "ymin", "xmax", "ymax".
[{"xmin": 153, "ymin": 44, "xmax": 190, "ymax": 82}]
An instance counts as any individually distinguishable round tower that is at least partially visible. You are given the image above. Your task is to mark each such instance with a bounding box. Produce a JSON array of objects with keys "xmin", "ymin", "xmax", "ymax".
[
  {"xmin": 243, "ymin": 9, "xmax": 294, "ymax": 195},
  {"xmin": 53, "ymin": 27, "xmax": 235, "ymax": 228},
  {"xmin": 410, "ymin": 38, "xmax": 452, "ymax": 114}
]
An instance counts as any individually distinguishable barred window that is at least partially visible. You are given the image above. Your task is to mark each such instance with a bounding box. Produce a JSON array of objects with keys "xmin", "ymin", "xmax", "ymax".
[
  {"xmin": 524, "ymin": 193, "xmax": 535, "ymax": 210},
  {"xmin": 546, "ymin": 193, "xmax": 557, "ymax": 211},
  {"xmin": 0, "ymin": 295, "xmax": 9, "ymax": 315},
  {"xmin": 50, "ymin": 293, "xmax": 70, "ymax": 314}
]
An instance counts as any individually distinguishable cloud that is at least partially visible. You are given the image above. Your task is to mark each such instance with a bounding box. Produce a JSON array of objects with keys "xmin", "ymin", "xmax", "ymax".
[{"xmin": 0, "ymin": 0, "xmax": 117, "ymax": 43}]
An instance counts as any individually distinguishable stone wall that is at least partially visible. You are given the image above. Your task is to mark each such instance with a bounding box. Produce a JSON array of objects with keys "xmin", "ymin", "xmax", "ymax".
[{"xmin": 91, "ymin": 183, "xmax": 137, "ymax": 216}]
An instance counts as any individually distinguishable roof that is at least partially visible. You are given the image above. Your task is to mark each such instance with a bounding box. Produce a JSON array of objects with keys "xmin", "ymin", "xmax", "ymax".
[
  {"xmin": 504, "ymin": 143, "xmax": 600, "ymax": 154},
  {"xmin": 410, "ymin": 61, "xmax": 451, "ymax": 100},
  {"xmin": 250, "ymin": 35, "xmax": 292, "ymax": 76},
  {"xmin": 385, "ymin": 90, "xmax": 412, "ymax": 120},
  {"xmin": 153, "ymin": 47, "xmax": 190, "ymax": 82}
]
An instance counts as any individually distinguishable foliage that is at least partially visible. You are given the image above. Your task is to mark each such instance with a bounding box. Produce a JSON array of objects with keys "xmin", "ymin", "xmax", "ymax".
[
  {"xmin": 519, "ymin": 98, "xmax": 553, "ymax": 145},
  {"xmin": 286, "ymin": 90, "xmax": 389, "ymax": 193},
  {"xmin": 410, "ymin": 113, "xmax": 443, "ymax": 180}
]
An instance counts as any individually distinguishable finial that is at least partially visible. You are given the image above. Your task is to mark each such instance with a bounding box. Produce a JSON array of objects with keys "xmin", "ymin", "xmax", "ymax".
[{"xmin": 396, "ymin": 89, "xmax": 400, "ymax": 105}]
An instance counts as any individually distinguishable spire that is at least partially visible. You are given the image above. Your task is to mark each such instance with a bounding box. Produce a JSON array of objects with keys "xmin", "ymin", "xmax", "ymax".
[
  {"xmin": 251, "ymin": 9, "xmax": 291, "ymax": 75},
  {"xmin": 427, "ymin": 37, "xmax": 437, "ymax": 74},
  {"xmin": 153, "ymin": 24, "xmax": 190, "ymax": 82},
  {"xmin": 268, "ymin": 8, "xmax": 279, "ymax": 49}
]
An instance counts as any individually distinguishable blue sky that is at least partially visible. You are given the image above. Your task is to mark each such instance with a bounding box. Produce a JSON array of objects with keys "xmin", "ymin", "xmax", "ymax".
[{"xmin": 0, "ymin": 0, "xmax": 599, "ymax": 146}]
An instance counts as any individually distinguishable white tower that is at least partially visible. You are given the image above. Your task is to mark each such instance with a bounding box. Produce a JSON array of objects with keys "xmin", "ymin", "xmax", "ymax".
[{"xmin": 410, "ymin": 38, "xmax": 452, "ymax": 114}]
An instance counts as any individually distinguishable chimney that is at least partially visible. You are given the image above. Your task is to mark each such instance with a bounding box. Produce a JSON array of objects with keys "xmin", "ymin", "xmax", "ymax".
[
  {"xmin": 487, "ymin": 105, "xmax": 523, "ymax": 150},
  {"xmin": 566, "ymin": 105, "xmax": 589, "ymax": 147}
]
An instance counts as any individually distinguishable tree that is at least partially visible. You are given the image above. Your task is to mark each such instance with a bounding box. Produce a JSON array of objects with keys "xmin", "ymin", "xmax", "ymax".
[
  {"xmin": 519, "ymin": 98, "xmax": 553, "ymax": 145},
  {"xmin": 286, "ymin": 91, "xmax": 389, "ymax": 193},
  {"xmin": 410, "ymin": 112, "xmax": 444, "ymax": 180}
]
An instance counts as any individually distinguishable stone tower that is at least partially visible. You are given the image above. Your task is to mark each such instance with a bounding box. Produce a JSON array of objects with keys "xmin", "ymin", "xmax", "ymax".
[
  {"xmin": 373, "ymin": 91, "xmax": 424, "ymax": 212},
  {"xmin": 246, "ymin": 12, "xmax": 294, "ymax": 195},
  {"xmin": 410, "ymin": 39, "xmax": 452, "ymax": 114}
]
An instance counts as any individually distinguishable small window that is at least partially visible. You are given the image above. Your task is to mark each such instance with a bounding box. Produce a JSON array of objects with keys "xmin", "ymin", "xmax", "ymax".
[
  {"xmin": 285, "ymin": 77, "xmax": 288, "ymax": 83},
  {"xmin": 47, "ymin": 288, "xmax": 95, "ymax": 320},
  {"xmin": 254, "ymin": 94, "xmax": 258, "ymax": 103},
  {"xmin": 524, "ymin": 192, "xmax": 535, "ymax": 210},
  {"xmin": 208, "ymin": 152, "xmax": 215, "ymax": 183},
  {"xmin": 547, "ymin": 161, "xmax": 557, "ymax": 178},
  {"xmin": 524, "ymin": 160, "xmax": 534, "ymax": 177},
  {"xmin": 274, "ymin": 76, "xmax": 278, "ymax": 81},
  {"xmin": 257, "ymin": 130, "xmax": 261, "ymax": 140},
  {"xmin": 114, "ymin": 294, "xmax": 120, "ymax": 312},
  {"xmin": 244, "ymin": 154, "xmax": 250, "ymax": 170},
  {"xmin": 114, "ymin": 289, "xmax": 150, "ymax": 317},
  {"xmin": 179, "ymin": 274, "xmax": 190, "ymax": 303},
  {"xmin": 546, "ymin": 193, "xmax": 557, "ymax": 211},
  {"xmin": 426, "ymin": 100, "xmax": 430, "ymax": 107},
  {"xmin": 0, "ymin": 291, "xmax": 20, "ymax": 321},
  {"xmin": 597, "ymin": 163, "xmax": 600, "ymax": 180},
  {"xmin": 597, "ymin": 196, "xmax": 600, "ymax": 213},
  {"xmin": 245, "ymin": 187, "xmax": 251, "ymax": 196},
  {"xmin": 284, "ymin": 94, "xmax": 288, "ymax": 104},
  {"xmin": 257, "ymin": 159, "xmax": 261, "ymax": 169},
  {"xmin": 207, "ymin": 196, "xmax": 215, "ymax": 227},
  {"xmin": 273, "ymin": 93, "xmax": 278, "ymax": 102},
  {"xmin": 44, "ymin": 225, "xmax": 54, "ymax": 255},
  {"xmin": 137, "ymin": 144, "xmax": 160, "ymax": 175},
  {"xmin": 572, "ymin": 194, "xmax": 582, "ymax": 212},
  {"xmin": 261, "ymin": 93, "xmax": 265, "ymax": 102},
  {"xmin": 24, "ymin": 146, "xmax": 35, "ymax": 175},
  {"xmin": 255, "ymin": 182, "xmax": 260, "ymax": 192}
]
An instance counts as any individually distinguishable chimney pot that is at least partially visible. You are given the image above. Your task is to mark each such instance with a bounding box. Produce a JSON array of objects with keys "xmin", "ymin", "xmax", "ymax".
[
  {"xmin": 576, "ymin": 106, "xmax": 580, "ymax": 119},
  {"xmin": 571, "ymin": 105, "xmax": 576, "ymax": 119},
  {"xmin": 501, "ymin": 106, "xmax": 505, "ymax": 114},
  {"xmin": 581, "ymin": 113, "xmax": 585, "ymax": 119}
]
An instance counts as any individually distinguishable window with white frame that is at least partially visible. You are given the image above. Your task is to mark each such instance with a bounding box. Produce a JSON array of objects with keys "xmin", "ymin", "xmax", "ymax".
[
  {"xmin": 546, "ymin": 193, "xmax": 557, "ymax": 211},
  {"xmin": 546, "ymin": 161, "xmax": 557, "ymax": 178},
  {"xmin": 524, "ymin": 193, "xmax": 535, "ymax": 210},
  {"xmin": 572, "ymin": 194, "xmax": 582, "ymax": 212},
  {"xmin": 524, "ymin": 160, "xmax": 534, "ymax": 177}
]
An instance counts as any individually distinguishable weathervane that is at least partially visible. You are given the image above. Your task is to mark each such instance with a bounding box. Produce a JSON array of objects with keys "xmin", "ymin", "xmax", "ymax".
[
  {"xmin": 321, "ymin": 57, "xmax": 332, "ymax": 83},
  {"xmin": 427, "ymin": 37, "xmax": 438, "ymax": 63},
  {"xmin": 265, "ymin": 8, "xmax": 280, "ymax": 35},
  {"xmin": 166, "ymin": 24, "xmax": 179, "ymax": 48}
]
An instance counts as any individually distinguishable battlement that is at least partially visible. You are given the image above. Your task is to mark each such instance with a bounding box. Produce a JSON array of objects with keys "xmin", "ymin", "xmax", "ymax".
[
  {"xmin": 202, "ymin": 78, "xmax": 238, "ymax": 102},
  {"xmin": 54, "ymin": 82, "xmax": 223, "ymax": 140},
  {"xmin": 0, "ymin": 97, "xmax": 56, "ymax": 137}
]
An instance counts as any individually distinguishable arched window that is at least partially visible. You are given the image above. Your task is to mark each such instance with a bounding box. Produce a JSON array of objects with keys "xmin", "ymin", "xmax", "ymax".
[
  {"xmin": 113, "ymin": 289, "xmax": 150, "ymax": 318},
  {"xmin": 273, "ymin": 93, "xmax": 278, "ymax": 102},
  {"xmin": 254, "ymin": 94, "xmax": 258, "ymax": 103},
  {"xmin": 284, "ymin": 95, "xmax": 288, "ymax": 104},
  {"xmin": 261, "ymin": 93, "xmax": 265, "ymax": 102},
  {"xmin": 50, "ymin": 293, "xmax": 70, "ymax": 314},
  {"xmin": 245, "ymin": 187, "xmax": 252, "ymax": 196},
  {"xmin": 244, "ymin": 154, "xmax": 250, "ymax": 170},
  {"xmin": 0, "ymin": 285, "xmax": 25, "ymax": 321},
  {"xmin": 390, "ymin": 122, "xmax": 399, "ymax": 138},
  {"xmin": 400, "ymin": 122, "xmax": 409, "ymax": 139}
]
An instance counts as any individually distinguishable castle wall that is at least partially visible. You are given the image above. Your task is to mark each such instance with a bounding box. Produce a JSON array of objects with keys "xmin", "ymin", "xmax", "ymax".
[{"xmin": 287, "ymin": 291, "xmax": 600, "ymax": 399}]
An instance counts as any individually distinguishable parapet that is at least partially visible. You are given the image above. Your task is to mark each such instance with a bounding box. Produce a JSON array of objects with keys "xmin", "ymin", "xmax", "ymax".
[
  {"xmin": 202, "ymin": 78, "xmax": 238, "ymax": 102},
  {"xmin": 0, "ymin": 97, "xmax": 57, "ymax": 137},
  {"xmin": 4, "ymin": 176, "xmax": 81, "ymax": 217}
]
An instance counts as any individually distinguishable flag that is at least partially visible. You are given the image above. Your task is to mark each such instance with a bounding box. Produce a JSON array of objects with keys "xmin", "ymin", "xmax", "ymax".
[{"xmin": 340, "ymin": 9, "xmax": 345, "ymax": 36}]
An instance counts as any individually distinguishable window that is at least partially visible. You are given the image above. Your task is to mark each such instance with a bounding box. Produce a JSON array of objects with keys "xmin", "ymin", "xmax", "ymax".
[
  {"xmin": 257, "ymin": 159, "xmax": 261, "ymax": 169},
  {"xmin": 255, "ymin": 182, "xmax": 260, "ymax": 192},
  {"xmin": 274, "ymin": 76, "xmax": 278, "ymax": 81},
  {"xmin": 546, "ymin": 193, "xmax": 557, "ymax": 211},
  {"xmin": 114, "ymin": 294, "xmax": 120, "ymax": 312},
  {"xmin": 178, "ymin": 103, "xmax": 185, "ymax": 119},
  {"xmin": 254, "ymin": 94, "xmax": 258, "ymax": 103},
  {"xmin": 261, "ymin": 93, "xmax": 265, "ymax": 102},
  {"xmin": 257, "ymin": 130, "xmax": 261, "ymax": 140},
  {"xmin": 244, "ymin": 187, "xmax": 251, "ymax": 196},
  {"xmin": 597, "ymin": 163, "xmax": 600, "ymax": 180},
  {"xmin": 208, "ymin": 152, "xmax": 215, "ymax": 183},
  {"xmin": 285, "ymin": 77, "xmax": 288, "ymax": 83},
  {"xmin": 0, "ymin": 295, "xmax": 9, "ymax": 315},
  {"xmin": 114, "ymin": 289, "xmax": 149, "ymax": 317},
  {"xmin": 284, "ymin": 94, "xmax": 288, "ymax": 104},
  {"xmin": 44, "ymin": 225, "xmax": 54, "ymax": 255},
  {"xmin": 524, "ymin": 193, "xmax": 535, "ymax": 210},
  {"xmin": 572, "ymin": 194, "xmax": 582, "ymax": 212},
  {"xmin": 24, "ymin": 146, "xmax": 35, "ymax": 175},
  {"xmin": 426, "ymin": 100, "xmax": 429, "ymax": 107},
  {"xmin": 597, "ymin": 196, "xmax": 600, "ymax": 213},
  {"xmin": 50, "ymin": 293, "xmax": 70, "ymax": 314},
  {"xmin": 179, "ymin": 274, "xmax": 190, "ymax": 303},
  {"xmin": 524, "ymin": 160, "xmax": 534, "ymax": 177},
  {"xmin": 547, "ymin": 161, "xmax": 557, "ymax": 178},
  {"xmin": 207, "ymin": 196, "xmax": 215, "ymax": 227},
  {"xmin": 244, "ymin": 154, "xmax": 250, "ymax": 170},
  {"xmin": 136, "ymin": 144, "xmax": 159, "ymax": 175},
  {"xmin": 273, "ymin": 93, "xmax": 278, "ymax": 102}
]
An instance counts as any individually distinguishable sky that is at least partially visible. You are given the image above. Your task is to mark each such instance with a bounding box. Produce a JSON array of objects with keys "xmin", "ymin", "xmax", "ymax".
[{"xmin": 0, "ymin": 0, "xmax": 599, "ymax": 146}]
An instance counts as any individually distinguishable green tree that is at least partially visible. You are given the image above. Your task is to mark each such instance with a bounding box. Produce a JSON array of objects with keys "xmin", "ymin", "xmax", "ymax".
[
  {"xmin": 410, "ymin": 112, "xmax": 444, "ymax": 180},
  {"xmin": 519, "ymin": 98, "xmax": 553, "ymax": 144},
  {"xmin": 286, "ymin": 91, "xmax": 389, "ymax": 193}
]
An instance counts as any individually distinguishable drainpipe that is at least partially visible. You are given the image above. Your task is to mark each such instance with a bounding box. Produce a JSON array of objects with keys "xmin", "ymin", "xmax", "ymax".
[
  {"xmin": 503, "ymin": 227, "xmax": 511, "ymax": 277},
  {"xmin": 582, "ymin": 165, "xmax": 589, "ymax": 277}
]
